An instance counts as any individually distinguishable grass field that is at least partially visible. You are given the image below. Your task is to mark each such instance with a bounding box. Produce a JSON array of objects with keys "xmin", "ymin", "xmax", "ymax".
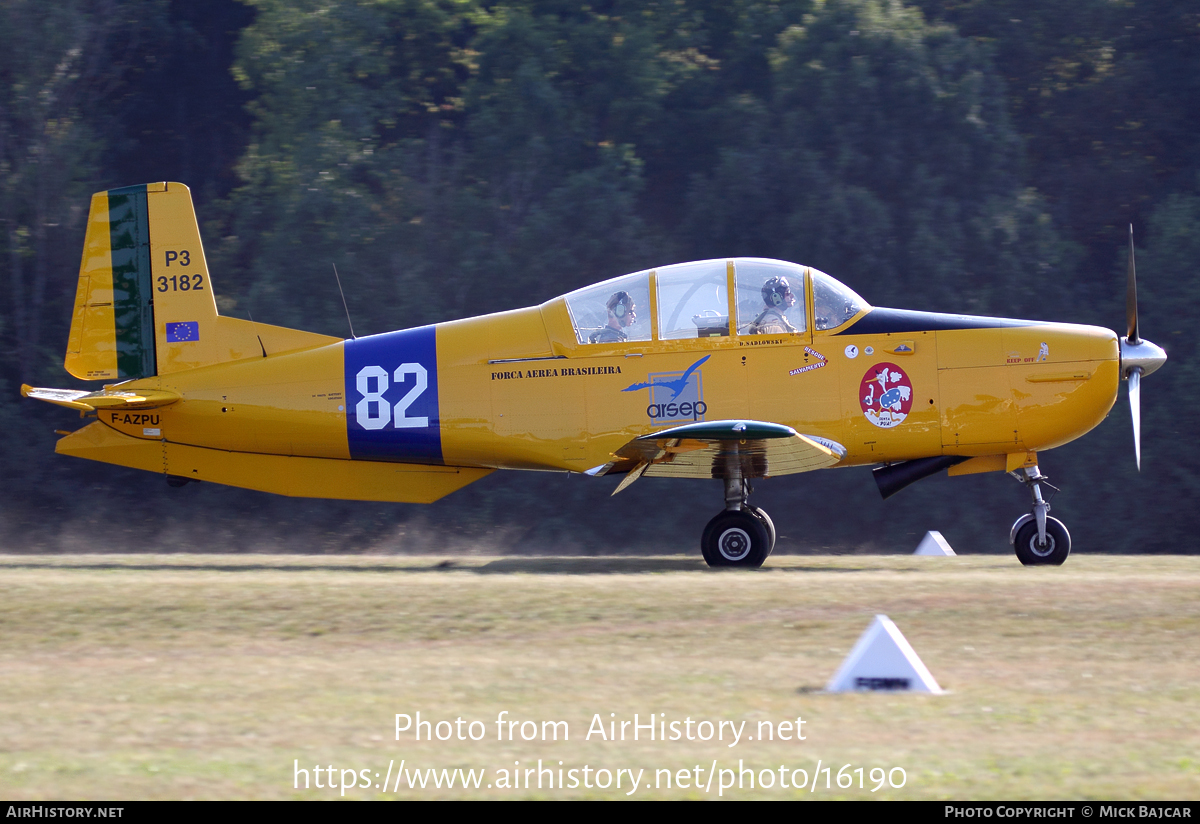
[{"xmin": 0, "ymin": 554, "xmax": 1197, "ymax": 800}]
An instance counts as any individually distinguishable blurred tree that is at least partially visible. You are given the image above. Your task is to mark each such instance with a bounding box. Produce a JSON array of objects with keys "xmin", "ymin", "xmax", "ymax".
[
  {"xmin": 911, "ymin": 0, "xmax": 1200, "ymax": 288},
  {"xmin": 1125, "ymin": 188, "xmax": 1200, "ymax": 548},
  {"xmin": 455, "ymin": 3, "xmax": 662, "ymax": 307},
  {"xmin": 0, "ymin": 0, "xmax": 175, "ymax": 524},
  {"xmin": 1040, "ymin": 187, "xmax": 1200, "ymax": 555},
  {"xmin": 215, "ymin": 0, "xmax": 482, "ymax": 335},
  {"xmin": 106, "ymin": 0, "xmax": 256, "ymax": 211},
  {"xmin": 680, "ymin": 0, "xmax": 1075, "ymax": 316},
  {"xmin": 634, "ymin": 0, "xmax": 820, "ymax": 234},
  {"xmin": 218, "ymin": 0, "xmax": 665, "ymax": 335},
  {"xmin": 0, "ymin": 0, "xmax": 147, "ymax": 382}
]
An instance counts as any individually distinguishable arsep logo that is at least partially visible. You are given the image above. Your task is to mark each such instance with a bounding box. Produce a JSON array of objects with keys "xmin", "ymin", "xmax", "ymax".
[{"xmin": 622, "ymin": 355, "xmax": 709, "ymax": 424}]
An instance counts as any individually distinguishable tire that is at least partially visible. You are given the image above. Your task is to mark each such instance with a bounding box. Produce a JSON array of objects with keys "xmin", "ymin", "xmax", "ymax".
[
  {"xmin": 701, "ymin": 510, "xmax": 771, "ymax": 568},
  {"xmin": 745, "ymin": 505, "xmax": 776, "ymax": 557},
  {"xmin": 1013, "ymin": 516, "xmax": 1071, "ymax": 566}
]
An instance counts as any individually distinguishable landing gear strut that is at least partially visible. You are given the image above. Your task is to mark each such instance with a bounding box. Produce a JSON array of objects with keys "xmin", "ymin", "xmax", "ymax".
[
  {"xmin": 1009, "ymin": 466, "xmax": 1071, "ymax": 566},
  {"xmin": 701, "ymin": 475, "xmax": 775, "ymax": 568}
]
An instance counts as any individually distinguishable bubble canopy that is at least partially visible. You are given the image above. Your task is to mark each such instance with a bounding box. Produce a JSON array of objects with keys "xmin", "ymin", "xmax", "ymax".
[{"xmin": 561, "ymin": 258, "xmax": 869, "ymax": 344}]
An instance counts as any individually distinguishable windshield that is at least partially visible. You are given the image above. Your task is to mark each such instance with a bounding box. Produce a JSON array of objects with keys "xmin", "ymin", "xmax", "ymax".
[{"xmin": 811, "ymin": 269, "xmax": 869, "ymax": 331}]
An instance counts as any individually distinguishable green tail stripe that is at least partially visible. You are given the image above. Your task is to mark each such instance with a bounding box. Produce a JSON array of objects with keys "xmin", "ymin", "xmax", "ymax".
[{"xmin": 108, "ymin": 184, "xmax": 156, "ymax": 379}]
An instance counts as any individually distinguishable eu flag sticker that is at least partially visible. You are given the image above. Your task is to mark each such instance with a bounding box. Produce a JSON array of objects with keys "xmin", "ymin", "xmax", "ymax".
[{"xmin": 166, "ymin": 321, "xmax": 199, "ymax": 342}]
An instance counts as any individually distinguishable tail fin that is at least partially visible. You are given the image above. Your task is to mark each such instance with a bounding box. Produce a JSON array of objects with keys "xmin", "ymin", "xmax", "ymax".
[{"xmin": 66, "ymin": 182, "xmax": 336, "ymax": 381}]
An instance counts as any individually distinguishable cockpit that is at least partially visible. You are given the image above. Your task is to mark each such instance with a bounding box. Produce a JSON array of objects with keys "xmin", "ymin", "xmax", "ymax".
[{"xmin": 563, "ymin": 258, "xmax": 868, "ymax": 345}]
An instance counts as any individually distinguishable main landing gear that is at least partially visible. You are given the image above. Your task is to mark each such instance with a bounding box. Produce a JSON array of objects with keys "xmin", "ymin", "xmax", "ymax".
[
  {"xmin": 701, "ymin": 477, "xmax": 776, "ymax": 568},
  {"xmin": 1009, "ymin": 466, "xmax": 1071, "ymax": 566}
]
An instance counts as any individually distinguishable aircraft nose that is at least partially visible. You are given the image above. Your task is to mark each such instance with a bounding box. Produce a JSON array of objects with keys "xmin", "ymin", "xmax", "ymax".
[{"xmin": 1119, "ymin": 336, "xmax": 1167, "ymax": 379}]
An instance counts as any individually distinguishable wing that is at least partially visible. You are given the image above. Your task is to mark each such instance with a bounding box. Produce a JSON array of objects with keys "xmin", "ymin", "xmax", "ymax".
[{"xmin": 590, "ymin": 419, "xmax": 846, "ymax": 495}]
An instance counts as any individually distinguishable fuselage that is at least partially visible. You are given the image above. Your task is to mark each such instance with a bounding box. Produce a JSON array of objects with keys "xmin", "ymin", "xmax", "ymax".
[{"xmin": 98, "ymin": 268, "xmax": 1120, "ymax": 477}]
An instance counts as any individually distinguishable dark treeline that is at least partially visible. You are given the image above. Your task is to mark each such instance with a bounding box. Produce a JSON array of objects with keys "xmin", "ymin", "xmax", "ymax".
[{"xmin": 2, "ymin": 0, "xmax": 1197, "ymax": 554}]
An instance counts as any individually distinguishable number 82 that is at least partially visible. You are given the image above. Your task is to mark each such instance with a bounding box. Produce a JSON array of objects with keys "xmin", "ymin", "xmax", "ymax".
[{"xmin": 355, "ymin": 364, "xmax": 428, "ymax": 429}]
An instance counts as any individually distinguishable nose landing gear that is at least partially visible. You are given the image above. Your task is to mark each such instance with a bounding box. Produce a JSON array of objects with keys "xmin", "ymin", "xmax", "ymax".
[
  {"xmin": 701, "ymin": 476, "xmax": 776, "ymax": 568},
  {"xmin": 1009, "ymin": 466, "xmax": 1071, "ymax": 566}
]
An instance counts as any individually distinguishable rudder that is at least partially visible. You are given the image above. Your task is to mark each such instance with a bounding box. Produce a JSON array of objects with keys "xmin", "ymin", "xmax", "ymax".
[{"xmin": 66, "ymin": 183, "xmax": 162, "ymax": 380}]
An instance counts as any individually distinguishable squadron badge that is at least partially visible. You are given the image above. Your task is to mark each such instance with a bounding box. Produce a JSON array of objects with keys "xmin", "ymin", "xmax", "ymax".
[{"xmin": 860, "ymin": 362, "xmax": 913, "ymax": 429}]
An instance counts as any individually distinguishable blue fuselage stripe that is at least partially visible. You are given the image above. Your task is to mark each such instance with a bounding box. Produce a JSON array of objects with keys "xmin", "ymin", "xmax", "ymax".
[{"xmin": 343, "ymin": 325, "xmax": 443, "ymax": 464}]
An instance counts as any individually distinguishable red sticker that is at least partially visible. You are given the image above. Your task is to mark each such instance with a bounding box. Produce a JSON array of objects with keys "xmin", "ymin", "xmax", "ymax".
[{"xmin": 859, "ymin": 362, "xmax": 913, "ymax": 429}]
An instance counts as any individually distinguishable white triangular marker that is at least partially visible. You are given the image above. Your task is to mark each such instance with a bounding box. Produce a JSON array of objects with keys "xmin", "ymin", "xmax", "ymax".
[
  {"xmin": 913, "ymin": 530, "xmax": 955, "ymax": 556},
  {"xmin": 826, "ymin": 615, "xmax": 944, "ymax": 693}
]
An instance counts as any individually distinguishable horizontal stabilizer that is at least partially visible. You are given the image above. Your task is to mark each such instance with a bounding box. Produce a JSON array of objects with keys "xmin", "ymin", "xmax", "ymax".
[
  {"xmin": 22, "ymin": 384, "xmax": 181, "ymax": 412},
  {"xmin": 598, "ymin": 419, "xmax": 845, "ymax": 492}
]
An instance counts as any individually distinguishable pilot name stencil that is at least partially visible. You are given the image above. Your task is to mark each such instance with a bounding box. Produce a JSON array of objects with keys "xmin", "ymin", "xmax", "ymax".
[{"xmin": 860, "ymin": 362, "xmax": 913, "ymax": 429}]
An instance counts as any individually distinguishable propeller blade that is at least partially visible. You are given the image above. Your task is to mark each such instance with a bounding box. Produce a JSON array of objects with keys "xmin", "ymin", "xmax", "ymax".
[
  {"xmin": 1126, "ymin": 224, "xmax": 1140, "ymax": 344},
  {"xmin": 1129, "ymin": 367, "xmax": 1142, "ymax": 471}
]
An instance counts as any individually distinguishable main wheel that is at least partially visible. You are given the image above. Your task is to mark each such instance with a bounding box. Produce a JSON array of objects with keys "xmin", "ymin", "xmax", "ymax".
[
  {"xmin": 1013, "ymin": 516, "xmax": 1071, "ymax": 566},
  {"xmin": 701, "ymin": 510, "xmax": 771, "ymax": 568},
  {"xmin": 745, "ymin": 505, "xmax": 776, "ymax": 556}
]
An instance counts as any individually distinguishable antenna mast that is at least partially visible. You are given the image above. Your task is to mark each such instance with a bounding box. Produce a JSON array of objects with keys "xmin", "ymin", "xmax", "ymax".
[
  {"xmin": 333, "ymin": 264, "xmax": 357, "ymax": 340},
  {"xmin": 246, "ymin": 309, "xmax": 268, "ymax": 358}
]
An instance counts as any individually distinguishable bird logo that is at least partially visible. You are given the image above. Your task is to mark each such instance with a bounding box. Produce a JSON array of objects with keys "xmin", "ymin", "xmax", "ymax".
[{"xmin": 622, "ymin": 355, "xmax": 710, "ymax": 400}]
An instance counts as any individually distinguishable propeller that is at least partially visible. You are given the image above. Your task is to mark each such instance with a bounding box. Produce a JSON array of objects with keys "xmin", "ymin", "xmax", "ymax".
[
  {"xmin": 1118, "ymin": 225, "xmax": 1166, "ymax": 470},
  {"xmin": 1126, "ymin": 225, "xmax": 1139, "ymax": 345}
]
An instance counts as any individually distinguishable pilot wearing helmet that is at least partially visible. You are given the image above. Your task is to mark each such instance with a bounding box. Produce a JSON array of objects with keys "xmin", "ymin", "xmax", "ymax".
[
  {"xmin": 748, "ymin": 276, "xmax": 797, "ymax": 335},
  {"xmin": 590, "ymin": 290, "xmax": 637, "ymax": 343}
]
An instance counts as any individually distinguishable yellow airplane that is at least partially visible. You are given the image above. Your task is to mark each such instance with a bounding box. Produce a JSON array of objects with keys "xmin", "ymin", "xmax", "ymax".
[{"xmin": 23, "ymin": 182, "xmax": 1166, "ymax": 568}]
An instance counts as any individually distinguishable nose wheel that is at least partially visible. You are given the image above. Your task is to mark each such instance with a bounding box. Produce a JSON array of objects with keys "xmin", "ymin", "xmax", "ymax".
[
  {"xmin": 1009, "ymin": 466, "xmax": 1071, "ymax": 565},
  {"xmin": 701, "ymin": 478, "xmax": 775, "ymax": 568},
  {"xmin": 1012, "ymin": 516, "xmax": 1070, "ymax": 566}
]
